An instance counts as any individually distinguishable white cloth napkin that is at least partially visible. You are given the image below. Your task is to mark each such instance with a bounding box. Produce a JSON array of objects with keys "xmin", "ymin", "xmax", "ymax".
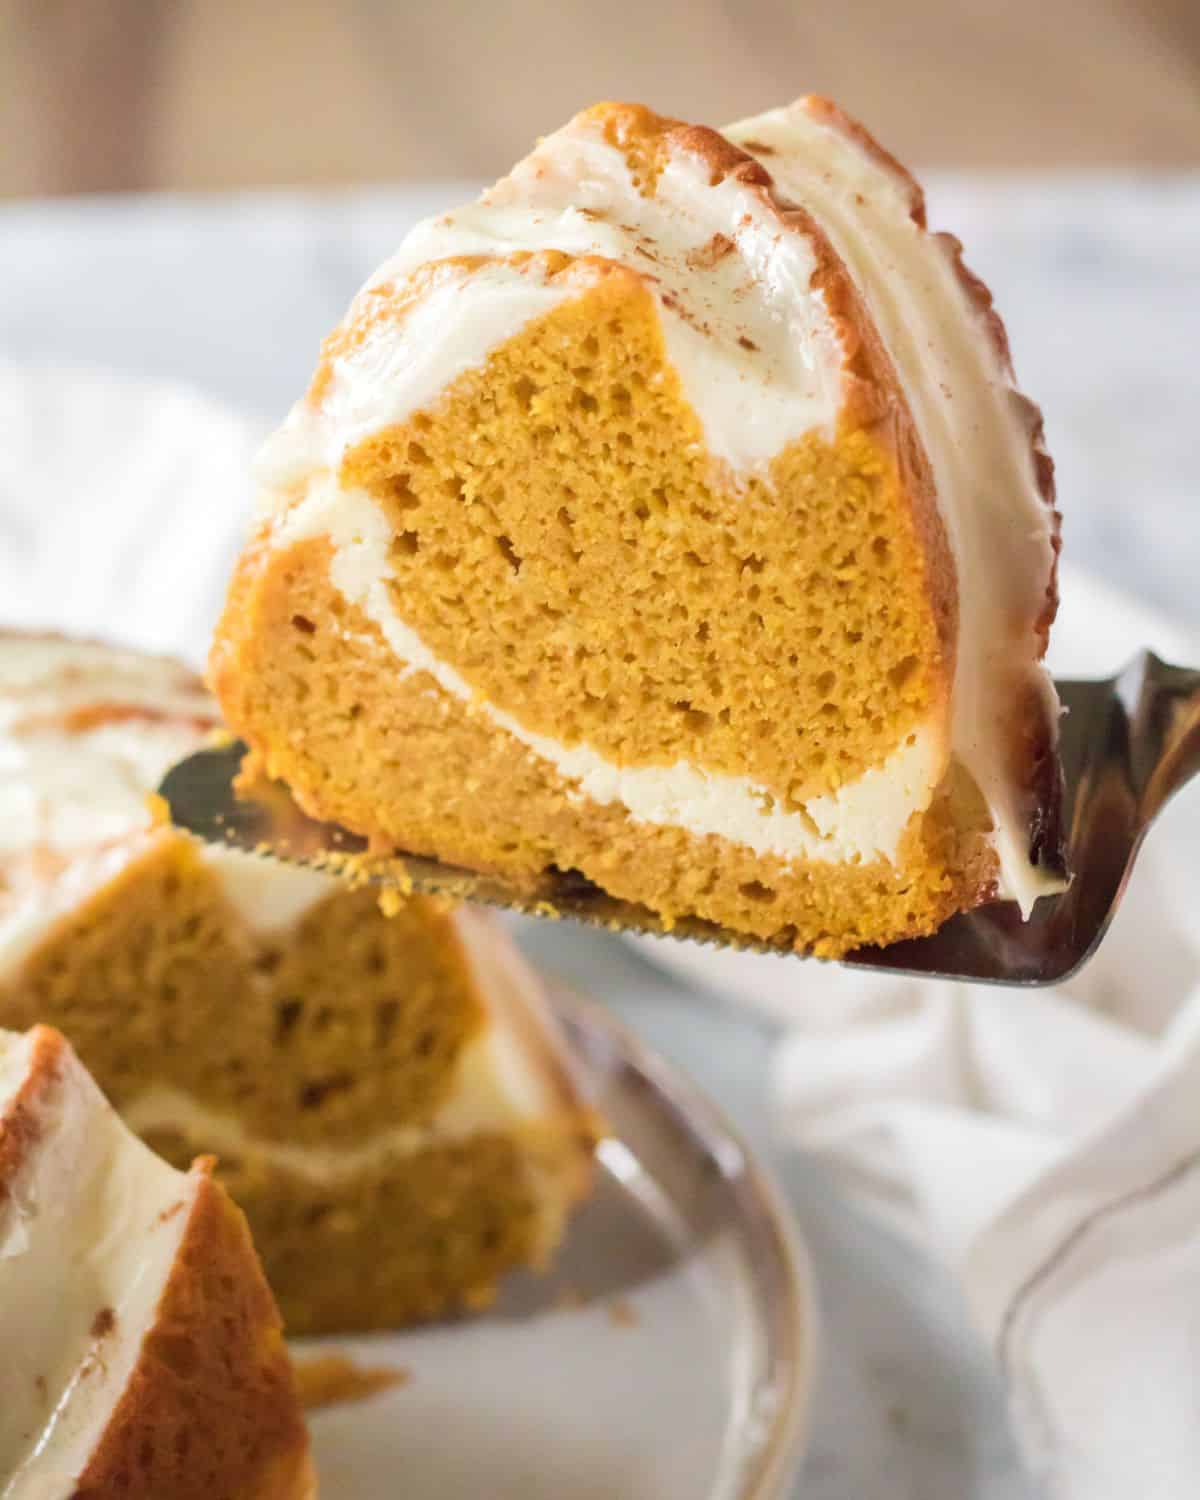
[{"xmin": 4, "ymin": 361, "xmax": 1198, "ymax": 1500}]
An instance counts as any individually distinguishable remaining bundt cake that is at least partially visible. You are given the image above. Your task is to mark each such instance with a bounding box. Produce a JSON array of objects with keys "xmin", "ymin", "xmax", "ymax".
[
  {"xmin": 210, "ymin": 96, "xmax": 1065, "ymax": 958},
  {"xmin": 0, "ymin": 1025, "xmax": 313, "ymax": 1500},
  {"xmin": 0, "ymin": 633, "xmax": 596, "ymax": 1335}
]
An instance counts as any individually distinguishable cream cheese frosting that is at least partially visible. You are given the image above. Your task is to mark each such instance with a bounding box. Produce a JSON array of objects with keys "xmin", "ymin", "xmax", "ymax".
[
  {"xmin": 0, "ymin": 635, "xmax": 334, "ymax": 975},
  {"xmin": 725, "ymin": 102, "xmax": 1064, "ymax": 913},
  {"xmin": 258, "ymin": 116, "xmax": 845, "ymax": 486},
  {"xmin": 0, "ymin": 1027, "xmax": 196, "ymax": 1499}
]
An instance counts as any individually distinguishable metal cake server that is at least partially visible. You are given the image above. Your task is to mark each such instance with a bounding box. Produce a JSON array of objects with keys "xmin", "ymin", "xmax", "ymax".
[{"xmin": 161, "ymin": 650, "xmax": 1199, "ymax": 988}]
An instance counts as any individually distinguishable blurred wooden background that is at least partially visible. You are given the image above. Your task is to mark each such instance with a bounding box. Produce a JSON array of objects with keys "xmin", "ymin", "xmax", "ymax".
[{"xmin": 3, "ymin": 0, "xmax": 1199, "ymax": 197}]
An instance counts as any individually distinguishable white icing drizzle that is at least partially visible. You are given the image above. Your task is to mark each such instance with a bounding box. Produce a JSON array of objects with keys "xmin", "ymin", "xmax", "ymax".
[
  {"xmin": 257, "ymin": 113, "xmax": 845, "ymax": 485},
  {"xmin": 725, "ymin": 103, "xmax": 1064, "ymax": 912},
  {"xmin": 0, "ymin": 1028, "xmax": 197, "ymax": 1498}
]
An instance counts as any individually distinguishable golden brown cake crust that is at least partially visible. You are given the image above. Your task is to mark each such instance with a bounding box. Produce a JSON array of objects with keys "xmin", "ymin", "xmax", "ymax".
[
  {"xmin": 74, "ymin": 1160, "xmax": 313, "ymax": 1500},
  {"xmin": 0, "ymin": 1026, "xmax": 61, "ymax": 1202}
]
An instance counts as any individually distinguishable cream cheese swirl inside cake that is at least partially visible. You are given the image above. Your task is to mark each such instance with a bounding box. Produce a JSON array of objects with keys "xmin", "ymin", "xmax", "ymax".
[{"xmin": 213, "ymin": 97, "xmax": 1065, "ymax": 958}]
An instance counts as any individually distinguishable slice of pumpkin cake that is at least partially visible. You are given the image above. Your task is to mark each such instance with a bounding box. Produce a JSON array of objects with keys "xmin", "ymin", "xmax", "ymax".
[
  {"xmin": 0, "ymin": 633, "xmax": 596, "ymax": 1335},
  {"xmin": 211, "ymin": 97, "xmax": 1065, "ymax": 958},
  {"xmin": 0, "ymin": 1025, "xmax": 314, "ymax": 1500}
]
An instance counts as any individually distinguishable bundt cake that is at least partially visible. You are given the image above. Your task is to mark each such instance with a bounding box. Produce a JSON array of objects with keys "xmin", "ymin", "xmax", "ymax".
[
  {"xmin": 0, "ymin": 633, "xmax": 596, "ymax": 1335},
  {"xmin": 210, "ymin": 96, "xmax": 1066, "ymax": 958},
  {"xmin": 0, "ymin": 1025, "xmax": 313, "ymax": 1500}
]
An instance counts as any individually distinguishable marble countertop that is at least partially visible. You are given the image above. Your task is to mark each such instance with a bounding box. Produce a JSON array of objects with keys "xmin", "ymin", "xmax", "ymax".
[{"xmin": 1, "ymin": 173, "xmax": 1197, "ymax": 1498}]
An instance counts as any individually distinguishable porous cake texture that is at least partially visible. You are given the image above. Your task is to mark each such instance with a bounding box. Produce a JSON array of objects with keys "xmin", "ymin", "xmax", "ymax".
[
  {"xmin": 0, "ymin": 633, "xmax": 596, "ymax": 1335},
  {"xmin": 0, "ymin": 1025, "xmax": 314, "ymax": 1500},
  {"xmin": 212, "ymin": 97, "xmax": 1065, "ymax": 959}
]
